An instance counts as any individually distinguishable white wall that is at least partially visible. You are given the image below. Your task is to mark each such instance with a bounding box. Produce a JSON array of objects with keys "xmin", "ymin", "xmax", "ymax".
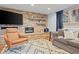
[{"xmin": 48, "ymin": 13, "xmax": 56, "ymax": 32}]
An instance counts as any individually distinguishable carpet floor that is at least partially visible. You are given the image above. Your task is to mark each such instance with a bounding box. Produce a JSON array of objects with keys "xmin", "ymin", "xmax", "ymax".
[{"xmin": 4, "ymin": 39, "xmax": 69, "ymax": 54}]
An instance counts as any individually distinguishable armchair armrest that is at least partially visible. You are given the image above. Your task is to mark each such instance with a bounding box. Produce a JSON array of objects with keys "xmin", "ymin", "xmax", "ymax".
[
  {"xmin": 4, "ymin": 35, "xmax": 13, "ymax": 43},
  {"xmin": 19, "ymin": 33, "xmax": 27, "ymax": 38}
]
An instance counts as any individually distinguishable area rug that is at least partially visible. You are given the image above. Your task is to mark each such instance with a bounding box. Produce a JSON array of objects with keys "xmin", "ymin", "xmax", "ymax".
[{"xmin": 4, "ymin": 39, "xmax": 69, "ymax": 54}]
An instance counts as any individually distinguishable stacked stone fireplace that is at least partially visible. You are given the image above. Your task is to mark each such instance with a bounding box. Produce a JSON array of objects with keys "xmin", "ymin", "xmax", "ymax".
[{"xmin": 0, "ymin": 7, "xmax": 48, "ymax": 34}]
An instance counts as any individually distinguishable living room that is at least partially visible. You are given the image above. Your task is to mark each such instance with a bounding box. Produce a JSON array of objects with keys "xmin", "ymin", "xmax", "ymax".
[{"xmin": 0, "ymin": 4, "xmax": 79, "ymax": 54}]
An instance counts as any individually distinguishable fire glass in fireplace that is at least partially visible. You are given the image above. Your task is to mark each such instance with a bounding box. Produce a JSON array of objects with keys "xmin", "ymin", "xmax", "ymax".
[{"xmin": 25, "ymin": 27, "xmax": 34, "ymax": 33}]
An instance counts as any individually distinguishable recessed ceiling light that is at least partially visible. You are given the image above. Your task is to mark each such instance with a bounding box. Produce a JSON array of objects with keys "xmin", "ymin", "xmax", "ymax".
[
  {"xmin": 31, "ymin": 4, "xmax": 34, "ymax": 6},
  {"xmin": 48, "ymin": 8, "xmax": 51, "ymax": 10}
]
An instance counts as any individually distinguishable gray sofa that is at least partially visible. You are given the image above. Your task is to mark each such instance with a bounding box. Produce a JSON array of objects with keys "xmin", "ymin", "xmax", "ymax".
[{"xmin": 52, "ymin": 30, "xmax": 79, "ymax": 54}]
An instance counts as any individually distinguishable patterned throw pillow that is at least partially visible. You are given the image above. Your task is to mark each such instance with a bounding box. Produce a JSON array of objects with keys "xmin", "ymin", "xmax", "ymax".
[{"xmin": 64, "ymin": 30, "xmax": 78, "ymax": 39}]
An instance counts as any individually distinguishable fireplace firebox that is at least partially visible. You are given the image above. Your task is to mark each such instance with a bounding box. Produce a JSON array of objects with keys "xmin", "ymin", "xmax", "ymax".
[{"xmin": 25, "ymin": 27, "xmax": 34, "ymax": 33}]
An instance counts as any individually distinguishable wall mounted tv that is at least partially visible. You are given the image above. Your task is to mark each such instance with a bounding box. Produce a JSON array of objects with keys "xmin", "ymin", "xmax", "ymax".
[{"xmin": 0, "ymin": 10, "xmax": 23, "ymax": 25}]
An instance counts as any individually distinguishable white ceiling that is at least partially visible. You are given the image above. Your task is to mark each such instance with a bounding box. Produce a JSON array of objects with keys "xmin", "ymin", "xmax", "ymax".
[{"xmin": 0, "ymin": 4, "xmax": 75, "ymax": 14}]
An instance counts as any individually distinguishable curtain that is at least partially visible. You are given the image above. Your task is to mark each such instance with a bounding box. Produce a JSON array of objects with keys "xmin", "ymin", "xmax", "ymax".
[{"xmin": 56, "ymin": 10, "xmax": 63, "ymax": 31}]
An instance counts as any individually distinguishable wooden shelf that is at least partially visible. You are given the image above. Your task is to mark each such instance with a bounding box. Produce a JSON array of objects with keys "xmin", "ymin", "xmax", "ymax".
[
  {"xmin": 27, "ymin": 18, "xmax": 46, "ymax": 21},
  {"xmin": 27, "ymin": 17, "xmax": 47, "ymax": 27}
]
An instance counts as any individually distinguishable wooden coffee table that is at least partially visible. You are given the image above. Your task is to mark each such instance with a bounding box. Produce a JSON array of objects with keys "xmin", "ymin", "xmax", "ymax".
[{"xmin": 0, "ymin": 44, "xmax": 6, "ymax": 53}]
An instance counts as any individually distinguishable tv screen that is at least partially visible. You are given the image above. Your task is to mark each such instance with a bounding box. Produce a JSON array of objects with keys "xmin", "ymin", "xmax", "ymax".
[{"xmin": 0, "ymin": 10, "xmax": 23, "ymax": 25}]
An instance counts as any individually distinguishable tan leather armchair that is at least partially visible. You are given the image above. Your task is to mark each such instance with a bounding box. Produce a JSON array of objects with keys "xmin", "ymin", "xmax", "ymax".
[{"xmin": 4, "ymin": 28, "xmax": 28, "ymax": 48}]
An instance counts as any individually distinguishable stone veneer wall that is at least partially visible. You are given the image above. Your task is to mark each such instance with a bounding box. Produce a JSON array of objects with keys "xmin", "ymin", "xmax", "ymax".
[{"xmin": 0, "ymin": 7, "xmax": 48, "ymax": 33}]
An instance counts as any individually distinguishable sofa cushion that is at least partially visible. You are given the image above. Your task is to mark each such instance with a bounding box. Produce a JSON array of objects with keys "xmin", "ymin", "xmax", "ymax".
[
  {"xmin": 67, "ymin": 40, "xmax": 79, "ymax": 49},
  {"xmin": 53, "ymin": 41, "xmax": 79, "ymax": 54},
  {"xmin": 55, "ymin": 38, "xmax": 69, "ymax": 45}
]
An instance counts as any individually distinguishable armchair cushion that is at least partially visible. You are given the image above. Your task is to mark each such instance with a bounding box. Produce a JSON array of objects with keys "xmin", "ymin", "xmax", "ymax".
[
  {"xmin": 7, "ymin": 33, "xmax": 19, "ymax": 41},
  {"xmin": 12, "ymin": 38, "xmax": 27, "ymax": 44}
]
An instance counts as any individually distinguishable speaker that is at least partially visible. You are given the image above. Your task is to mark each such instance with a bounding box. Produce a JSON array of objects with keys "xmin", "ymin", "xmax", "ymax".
[{"xmin": 44, "ymin": 28, "xmax": 49, "ymax": 32}]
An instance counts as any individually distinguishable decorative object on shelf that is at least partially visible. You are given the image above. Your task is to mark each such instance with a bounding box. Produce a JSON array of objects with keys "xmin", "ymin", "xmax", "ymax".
[{"xmin": 44, "ymin": 28, "xmax": 49, "ymax": 32}]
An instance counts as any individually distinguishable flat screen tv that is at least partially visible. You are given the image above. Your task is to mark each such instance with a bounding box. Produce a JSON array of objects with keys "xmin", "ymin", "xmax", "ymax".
[{"xmin": 0, "ymin": 10, "xmax": 23, "ymax": 25}]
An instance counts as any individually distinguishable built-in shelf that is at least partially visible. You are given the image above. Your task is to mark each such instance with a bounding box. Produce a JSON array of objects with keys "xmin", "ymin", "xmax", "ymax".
[
  {"xmin": 27, "ymin": 18, "xmax": 46, "ymax": 21},
  {"xmin": 27, "ymin": 17, "xmax": 47, "ymax": 27}
]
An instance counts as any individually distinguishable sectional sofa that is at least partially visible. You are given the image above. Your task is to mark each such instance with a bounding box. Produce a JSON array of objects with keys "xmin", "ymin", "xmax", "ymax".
[{"xmin": 52, "ymin": 30, "xmax": 79, "ymax": 54}]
